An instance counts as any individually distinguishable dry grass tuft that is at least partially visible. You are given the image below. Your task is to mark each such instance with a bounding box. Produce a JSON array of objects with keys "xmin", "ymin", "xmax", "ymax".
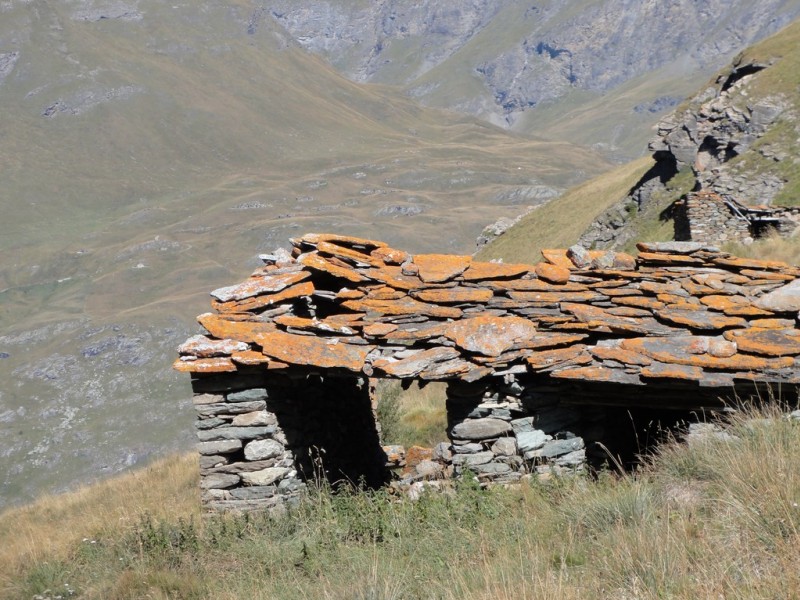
[
  {"xmin": 4, "ymin": 408, "xmax": 800, "ymax": 599},
  {"xmin": 0, "ymin": 453, "xmax": 199, "ymax": 594},
  {"xmin": 725, "ymin": 231, "xmax": 800, "ymax": 265}
]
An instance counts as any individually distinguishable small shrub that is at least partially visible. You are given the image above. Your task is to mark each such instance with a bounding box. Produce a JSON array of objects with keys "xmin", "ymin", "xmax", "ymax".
[{"xmin": 21, "ymin": 561, "xmax": 77, "ymax": 599}]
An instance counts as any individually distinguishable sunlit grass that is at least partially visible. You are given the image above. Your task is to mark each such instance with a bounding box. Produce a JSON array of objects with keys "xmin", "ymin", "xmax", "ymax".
[
  {"xmin": 725, "ymin": 231, "xmax": 800, "ymax": 265},
  {"xmin": 4, "ymin": 408, "xmax": 800, "ymax": 599}
]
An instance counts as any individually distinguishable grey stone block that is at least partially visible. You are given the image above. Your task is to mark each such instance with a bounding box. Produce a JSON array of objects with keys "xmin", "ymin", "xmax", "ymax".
[
  {"xmin": 491, "ymin": 437, "xmax": 518, "ymax": 456},
  {"xmin": 516, "ymin": 430, "xmax": 550, "ymax": 453},
  {"xmin": 196, "ymin": 426, "xmax": 275, "ymax": 442},
  {"xmin": 538, "ymin": 437, "xmax": 585, "ymax": 458},
  {"xmin": 241, "ymin": 467, "xmax": 291, "ymax": 486},
  {"xmin": 244, "ymin": 439, "xmax": 284, "ymax": 461},
  {"xmin": 227, "ymin": 388, "xmax": 268, "ymax": 402},
  {"xmin": 195, "ymin": 401, "xmax": 266, "ymax": 416},
  {"xmin": 195, "ymin": 417, "xmax": 227, "ymax": 430},
  {"xmin": 230, "ymin": 486, "xmax": 277, "ymax": 500},
  {"xmin": 451, "ymin": 418, "xmax": 511, "ymax": 440},
  {"xmin": 511, "ymin": 417, "xmax": 534, "ymax": 434},
  {"xmin": 201, "ymin": 473, "xmax": 240, "ymax": 490},
  {"xmin": 197, "ymin": 439, "xmax": 242, "ymax": 455},
  {"xmin": 451, "ymin": 451, "xmax": 493, "ymax": 466}
]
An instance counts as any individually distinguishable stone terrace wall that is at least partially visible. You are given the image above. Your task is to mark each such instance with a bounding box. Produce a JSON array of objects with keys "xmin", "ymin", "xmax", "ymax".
[{"xmin": 176, "ymin": 234, "xmax": 800, "ymax": 511}]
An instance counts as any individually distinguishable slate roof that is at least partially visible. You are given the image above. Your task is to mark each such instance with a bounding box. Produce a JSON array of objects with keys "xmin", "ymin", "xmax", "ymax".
[{"xmin": 175, "ymin": 234, "xmax": 800, "ymax": 388}]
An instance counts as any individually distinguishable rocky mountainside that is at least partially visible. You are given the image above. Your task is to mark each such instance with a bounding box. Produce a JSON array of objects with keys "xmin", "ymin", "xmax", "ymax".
[
  {"xmin": 265, "ymin": 0, "xmax": 800, "ymax": 156},
  {"xmin": 578, "ymin": 19, "xmax": 800, "ymax": 251},
  {"xmin": 479, "ymin": 17, "xmax": 800, "ymax": 266}
]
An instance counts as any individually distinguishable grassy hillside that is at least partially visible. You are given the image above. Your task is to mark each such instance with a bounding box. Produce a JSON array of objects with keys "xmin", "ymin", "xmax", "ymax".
[
  {"xmin": 477, "ymin": 157, "xmax": 653, "ymax": 263},
  {"xmin": 0, "ymin": 1, "xmax": 612, "ymax": 507},
  {"xmin": 3, "ymin": 408, "xmax": 800, "ymax": 599}
]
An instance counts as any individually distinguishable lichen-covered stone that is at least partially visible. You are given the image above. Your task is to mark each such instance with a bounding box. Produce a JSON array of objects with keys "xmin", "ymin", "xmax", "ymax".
[
  {"xmin": 173, "ymin": 357, "xmax": 237, "ymax": 373},
  {"xmin": 211, "ymin": 271, "xmax": 310, "ymax": 303},
  {"xmin": 534, "ymin": 262, "xmax": 571, "ymax": 284},
  {"xmin": 342, "ymin": 296, "xmax": 462, "ymax": 319},
  {"xmin": 443, "ymin": 315, "xmax": 538, "ymax": 357},
  {"xmin": 412, "ymin": 287, "xmax": 494, "ymax": 304},
  {"xmin": 299, "ymin": 253, "xmax": 368, "ymax": 283},
  {"xmin": 178, "ymin": 335, "xmax": 249, "ymax": 358},
  {"xmin": 413, "ymin": 254, "xmax": 471, "ymax": 283},
  {"xmin": 461, "ymin": 261, "xmax": 531, "ymax": 280},
  {"xmin": 373, "ymin": 347, "xmax": 461, "ymax": 378},
  {"xmin": 255, "ymin": 330, "xmax": 374, "ymax": 371},
  {"xmin": 723, "ymin": 327, "xmax": 800, "ymax": 356}
]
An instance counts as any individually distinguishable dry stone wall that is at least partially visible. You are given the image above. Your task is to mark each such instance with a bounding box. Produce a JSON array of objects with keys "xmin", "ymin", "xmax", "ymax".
[
  {"xmin": 675, "ymin": 190, "xmax": 800, "ymax": 245},
  {"xmin": 192, "ymin": 370, "xmax": 387, "ymax": 512},
  {"xmin": 177, "ymin": 234, "xmax": 800, "ymax": 511}
]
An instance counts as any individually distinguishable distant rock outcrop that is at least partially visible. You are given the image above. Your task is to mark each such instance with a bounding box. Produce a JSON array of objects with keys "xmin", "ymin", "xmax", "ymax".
[{"xmin": 579, "ymin": 50, "xmax": 799, "ymax": 250}]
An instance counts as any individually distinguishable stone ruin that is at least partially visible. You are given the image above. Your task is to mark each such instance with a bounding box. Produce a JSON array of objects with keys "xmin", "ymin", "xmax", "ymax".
[
  {"xmin": 674, "ymin": 190, "xmax": 800, "ymax": 245},
  {"xmin": 175, "ymin": 234, "xmax": 800, "ymax": 512}
]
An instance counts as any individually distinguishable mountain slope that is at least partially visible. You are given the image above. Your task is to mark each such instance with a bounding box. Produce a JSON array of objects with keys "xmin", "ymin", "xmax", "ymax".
[
  {"xmin": 0, "ymin": 0, "xmax": 611, "ymax": 506},
  {"xmin": 264, "ymin": 0, "xmax": 800, "ymax": 156},
  {"xmin": 482, "ymin": 17, "xmax": 800, "ymax": 262}
]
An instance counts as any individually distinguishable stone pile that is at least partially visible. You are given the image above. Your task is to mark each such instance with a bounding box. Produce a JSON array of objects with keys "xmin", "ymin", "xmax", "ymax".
[{"xmin": 176, "ymin": 234, "xmax": 800, "ymax": 510}]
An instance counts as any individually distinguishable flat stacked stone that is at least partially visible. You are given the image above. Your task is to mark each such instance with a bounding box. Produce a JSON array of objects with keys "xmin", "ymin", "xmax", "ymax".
[
  {"xmin": 176, "ymin": 234, "xmax": 800, "ymax": 509},
  {"xmin": 176, "ymin": 235, "xmax": 800, "ymax": 388}
]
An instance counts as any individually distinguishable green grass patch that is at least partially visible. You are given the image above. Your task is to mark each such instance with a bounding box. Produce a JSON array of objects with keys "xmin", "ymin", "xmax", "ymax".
[
  {"xmin": 478, "ymin": 157, "xmax": 653, "ymax": 264},
  {"xmin": 5, "ymin": 409, "xmax": 800, "ymax": 598},
  {"xmin": 376, "ymin": 381, "xmax": 449, "ymax": 448}
]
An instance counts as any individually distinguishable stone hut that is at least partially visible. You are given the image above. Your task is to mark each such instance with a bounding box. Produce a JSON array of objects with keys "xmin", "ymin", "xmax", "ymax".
[
  {"xmin": 175, "ymin": 235, "xmax": 800, "ymax": 512},
  {"xmin": 674, "ymin": 190, "xmax": 800, "ymax": 245}
]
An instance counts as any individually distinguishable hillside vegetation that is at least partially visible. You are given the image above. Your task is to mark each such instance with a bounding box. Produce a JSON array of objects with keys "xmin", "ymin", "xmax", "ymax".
[
  {"xmin": 3, "ymin": 407, "xmax": 800, "ymax": 599},
  {"xmin": 476, "ymin": 157, "xmax": 653, "ymax": 263}
]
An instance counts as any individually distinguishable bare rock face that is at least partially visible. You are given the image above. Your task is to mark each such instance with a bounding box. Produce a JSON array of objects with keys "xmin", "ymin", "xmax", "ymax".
[
  {"xmin": 652, "ymin": 70, "xmax": 788, "ymax": 206},
  {"xmin": 263, "ymin": 0, "xmax": 800, "ymax": 131}
]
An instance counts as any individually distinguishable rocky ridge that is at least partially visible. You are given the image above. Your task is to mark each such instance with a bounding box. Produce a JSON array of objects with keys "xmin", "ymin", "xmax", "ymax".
[
  {"xmin": 264, "ymin": 0, "xmax": 800, "ymax": 151},
  {"xmin": 579, "ymin": 49, "xmax": 800, "ymax": 250}
]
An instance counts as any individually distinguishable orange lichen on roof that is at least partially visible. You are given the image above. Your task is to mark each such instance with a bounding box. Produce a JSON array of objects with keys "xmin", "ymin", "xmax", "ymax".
[
  {"xmin": 255, "ymin": 330, "xmax": 374, "ymax": 372},
  {"xmin": 174, "ymin": 235, "xmax": 800, "ymax": 391},
  {"xmin": 442, "ymin": 315, "xmax": 538, "ymax": 357},
  {"xmin": 461, "ymin": 261, "xmax": 532, "ymax": 280},
  {"xmin": 413, "ymin": 254, "xmax": 472, "ymax": 283}
]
